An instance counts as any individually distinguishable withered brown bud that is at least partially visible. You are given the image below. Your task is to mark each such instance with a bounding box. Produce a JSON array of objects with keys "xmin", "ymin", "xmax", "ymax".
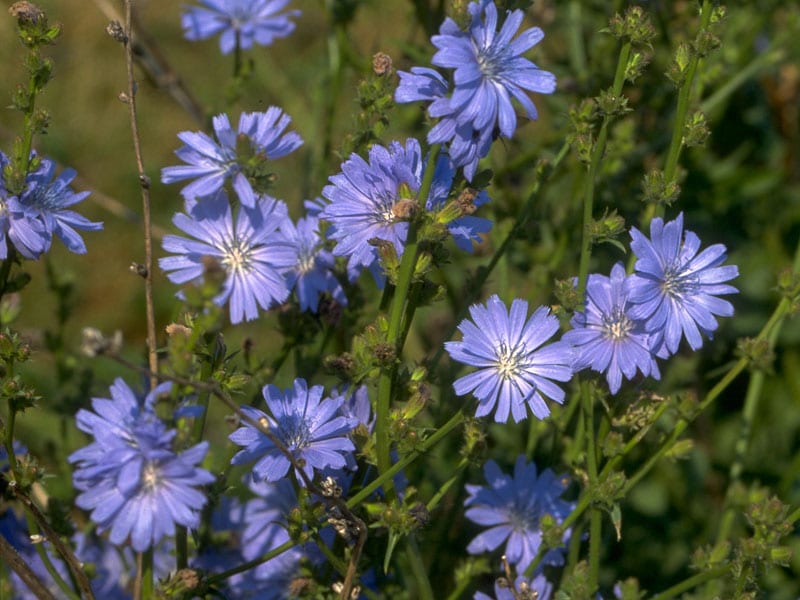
[
  {"xmin": 392, "ymin": 198, "xmax": 418, "ymax": 220},
  {"xmin": 372, "ymin": 52, "xmax": 393, "ymax": 76},
  {"xmin": 9, "ymin": 2, "xmax": 45, "ymax": 25},
  {"xmin": 456, "ymin": 188, "xmax": 479, "ymax": 215},
  {"xmin": 105, "ymin": 20, "xmax": 127, "ymax": 43}
]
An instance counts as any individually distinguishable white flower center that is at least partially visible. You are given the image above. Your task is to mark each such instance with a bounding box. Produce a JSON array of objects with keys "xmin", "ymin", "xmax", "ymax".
[
  {"xmin": 603, "ymin": 308, "xmax": 633, "ymax": 341},
  {"xmin": 495, "ymin": 342, "xmax": 528, "ymax": 380},
  {"xmin": 221, "ymin": 239, "xmax": 252, "ymax": 274}
]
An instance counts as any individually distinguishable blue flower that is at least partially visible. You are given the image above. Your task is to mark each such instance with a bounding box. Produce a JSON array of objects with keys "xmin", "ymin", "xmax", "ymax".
[
  {"xmin": 160, "ymin": 190, "xmax": 297, "ymax": 324},
  {"xmin": 230, "ymin": 378, "xmax": 359, "ymax": 484},
  {"xmin": 18, "ymin": 157, "xmax": 102, "ymax": 254},
  {"xmin": 431, "ymin": 0, "xmax": 556, "ymax": 139},
  {"xmin": 628, "ymin": 212, "xmax": 739, "ymax": 354},
  {"xmin": 0, "ymin": 153, "xmax": 55, "ymax": 259},
  {"xmin": 562, "ymin": 263, "xmax": 660, "ymax": 394},
  {"xmin": 445, "ymin": 295, "xmax": 573, "ymax": 423},
  {"xmin": 182, "ymin": 0, "xmax": 300, "ymax": 54},
  {"xmin": 283, "ymin": 214, "xmax": 347, "ymax": 312},
  {"xmin": 161, "ymin": 108, "xmax": 302, "ymax": 205},
  {"xmin": 465, "ymin": 456, "xmax": 572, "ymax": 573},
  {"xmin": 69, "ymin": 379, "xmax": 215, "ymax": 552},
  {"xmin": 395, "ymin": 1, "xmax": 555, "ymax": 179},
  {"xmin": 320, "ymin": 138, "xmax": 491, "ymax": 279},
  {"xmin": 474, "ymin": 574, "xmax": 554, "ymax": 600}
]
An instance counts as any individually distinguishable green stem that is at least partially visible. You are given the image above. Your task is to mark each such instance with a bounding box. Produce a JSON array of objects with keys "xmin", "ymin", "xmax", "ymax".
[
  {"xmin": 21, "ymin": 515, "xmax": 80, "ymax": 600},
  {"xmin": 405, "ymin": 536, "xmax": 434, "ymax": 600},
  {"xmin": 426, "ymin": 458, "xmax": 469, "ymax": 512},
  {"xmin": 650, "ymin": 565, "xmax": 729, "ymax": 600},
  {"xmin": 136, "ymin": 550, "xmax": 153, "ymax": 600},
  {"xmin": 643, "ymin": 0, "xmax": 712, "ymax": 226},
  {"xmin": 717, "ymin": 241, "xmax": 800, "ymax": 543},
  {"xmin": 205, "ymin": 539, "xmax": 295, "ymax": 586},
  {"xmin": 176, "ymin": 526, "xmax": 188, "ymax": 570},
  {"xmin": 348, "ymin": 409, "xmax": 464, "ymax": 510},
  {"xmin": 567, "ymin": 1, "xmax": 588, "ymax": 86},
  {"xmin": 576, "ymin": 41, "xmax": 631, "ymax": 298},
  {"xmin": 375, "ymin": 145, "xmax": 441, "ymax": 489},
  {"xmin": 427, "ymin": 140, "xmax": 570, "ymax": 375},
  {"xmin": 582, "ymin": 382, "xmax": 601, "ymax": 590}
]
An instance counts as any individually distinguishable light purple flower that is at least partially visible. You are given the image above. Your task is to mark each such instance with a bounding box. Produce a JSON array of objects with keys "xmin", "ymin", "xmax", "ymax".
[
  {"xmin": 320, "ymin": 138, "xmax": 491, "ymax": 279},
  {"xmin": 230, "ymin": 378, "xmax": 359, "ymax": 484},
  {"xmin": 160, "ymin": 190, "xmax": 297, "ymax": 324},
  {"xmin": 465, "ymin": 456, "xmax": 572, "ymax": 573},
  {"xmin": 182, "ymin": 0, "xmax": 300, "ymax": 54},
  {"xmin": 69, "ymin": 379, "xmax": 215, "ymax": 552},
  {"xmin": 628, "ymin": 212, "xmax": 739, "ymax": 354},
  {"xmin": 18, "ymin": 157, "xmax": 102, "ymax": 254},
  {"xmin": 562, "ymin": 263, "xmax": 660, "ymax": 394},
  {"xmin": 161, "ymin": 108, "xmax": 302, "ymax": 205},
  {"xmin": 445, "ymin": 295, "xmax": 573, "ymax": 422},
  {"xmin": 282, "ymin": 214, "xmax": 347, "ymax": 312}
]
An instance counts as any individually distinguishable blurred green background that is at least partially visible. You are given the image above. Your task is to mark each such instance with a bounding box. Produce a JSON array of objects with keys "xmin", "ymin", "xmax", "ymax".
[{"xmin": 1, "ymin": 0, "xmax": 800, "ymax": 596}]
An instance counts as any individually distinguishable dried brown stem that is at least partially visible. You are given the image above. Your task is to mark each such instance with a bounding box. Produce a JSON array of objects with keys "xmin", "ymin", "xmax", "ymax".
[
  {"xmin": 93, "ymin": 0, "xmax": 205, "ymax": 124},
  {"xmin": 121, "ymin": 0, "xmax": 158, "ymax": 390},
  {"xmin": 0, "ymin": 532, "xmax": 57, "ymax": 600},
  {"xmin": 14, "ymin": 490, "xmax": 95, "ymax": 600}
]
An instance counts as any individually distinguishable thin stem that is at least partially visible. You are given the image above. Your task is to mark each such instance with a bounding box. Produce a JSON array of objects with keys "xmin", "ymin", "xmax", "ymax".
[
  {"xmin": 405, "ymin": 536, "xmax": 434, "ymax": 600},
  {"xmin": 643, "ymin": 0, "xmax": 713, "ymax": 226},
  {"xmin": 427, "ymin": 140, "xmax": 570, "ymax": 374},
  {"xmin": 137, "ymin": 550, "xmax": 153, "ymax": 600},
  {"xmin": 426, "ymin": 458, "xmax": 469, "ymax": 512},
  {"xmin": 122, "ymin": 0, "xmax": 158, "ymax": 390},
  {"xmin": 15, "ymin": 491, "xmax": 94, "ymax": 600},
  {"xmin": 576, "ymin": 41, "xmax": 631, "ymax": 298},
  {"xmin": 650, "ymin": 565, "xmax": 729, "ymax": 600},
  {"xmin": 375, "ymin": 145, "xmax": 441, "ymax": 487},
  {"xmin": 0, "ymin": 534, "xmax": 56, "ymax": 600},
  {"xmin": 205, "ymin": 539, "xmax": 295, "ymax": 585},
  {"xmin": 176, "ymin": 526, "xmax": 188, "ymax": 570},
  {"xmin": 582, "ymin": 382, "xmax": 601, "ymax": 590},
  {"xmin": 347, "ymin": 409, "xmax": 465, "ymax": 510},
  {"xmin": 716, "ymin": 241, "xmax": 800, "ymax": 543}
]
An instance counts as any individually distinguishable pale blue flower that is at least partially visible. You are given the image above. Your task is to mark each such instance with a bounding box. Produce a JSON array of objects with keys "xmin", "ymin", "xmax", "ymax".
[
  {"xmin": 562, "ymin": 263, "xmax": 660, "ymax": 394},
  {"xmin": 182, "ymin": 0, "xmax": 300, "ymax": 54},
  {"xmin": 161, "ymin": 108, "xmax": 302, "ymax": 206},
  {"xmin": 465, "ymin": 456, "xmax": 572, "ymax": 573},
  {"xmin": 230, "ymin": 378, "xmax": 359, "ymax": 484},
  {"xmin": 69, "ymin": 379, "xmax": 215, "ymax": 552},
  {"xmin": 628, "ymin": 212, "xmax": 739, "ymax": 354},
  {"xmin": 160, "ymin": 190, "xmax": 296, "ymax": 324},
  {"xmin": 445, "ymin": 295, "xmax": 573, "ymax": 422}
]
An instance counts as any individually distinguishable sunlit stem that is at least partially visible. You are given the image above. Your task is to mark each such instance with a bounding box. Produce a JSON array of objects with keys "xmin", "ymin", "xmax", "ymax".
[{"xmin": 375, "ymin": 144, "xmax": 441, "ymax": 493}]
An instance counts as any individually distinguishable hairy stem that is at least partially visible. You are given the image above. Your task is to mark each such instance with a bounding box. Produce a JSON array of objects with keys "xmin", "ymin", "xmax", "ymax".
[
  {"xmin": 375, "ymin": 145, "xmax": 441, "ymax": 490},
  {"xmin": 576, "ymin": 40, "xmax": 631, "ymax": 298}
]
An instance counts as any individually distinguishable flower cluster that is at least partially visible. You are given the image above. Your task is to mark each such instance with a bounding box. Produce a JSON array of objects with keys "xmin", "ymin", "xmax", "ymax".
[
  {"xmin": 447, "ymin": 214, "xmax": 738, "ymax": 403},
  {"xmin": 465, "ymin": 455, "xmax": 573, "ymax": 574},
  {"xmin": 396, "ymin": 0, "xmax": 556, "ymax": 179},
  {"xmin": 566, "ymin": 213, "xmax": 739, "ymax": 392},
  {"xmin": 68, "ymin": 379, "xmax": 215, "ymax": 552},
  {"xmin": 182, "ymin": 0, "xmax": 300, "ymax": 54},
  {"xmin": 0, "ymin": 152, "xmax": 101, "ymax": 259}
]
